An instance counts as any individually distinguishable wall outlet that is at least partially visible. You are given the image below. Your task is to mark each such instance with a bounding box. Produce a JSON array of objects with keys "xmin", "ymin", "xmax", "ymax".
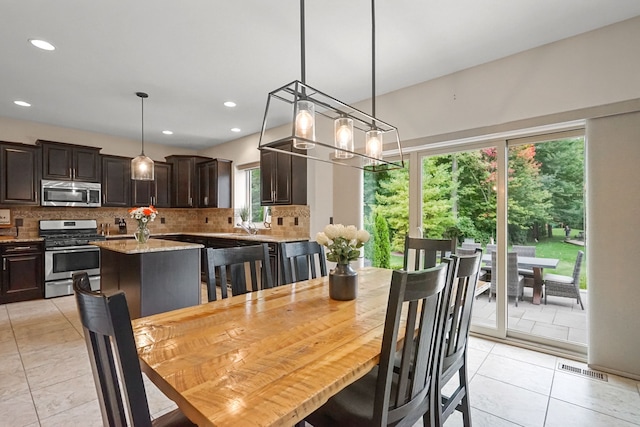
[
  {"xmin": 15, "ymin": 218, "xmax": 23, "ymax": 227},
  {"xmin": 205, "ymin": 217, "xmax": 208, "ymax": 223},
  {"xmin": 294, "ymin": 217, "xmax": 299, "ymax": 226},
  {"xmin": 160, "ymin": 217, "xmax": 166, "ymax": 224},
  {"xmin": 114, "ymin": 217, "xmax": 120, "ymax": 224},
  {"xmin": 228, "ymin": 217, "xmax": 232, "ymax": 224}
]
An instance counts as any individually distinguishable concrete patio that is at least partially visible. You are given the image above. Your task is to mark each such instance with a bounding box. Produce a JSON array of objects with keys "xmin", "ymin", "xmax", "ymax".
[{"xmin": 471, "ymin": 287, "xmax": 588, "ymax": 345}]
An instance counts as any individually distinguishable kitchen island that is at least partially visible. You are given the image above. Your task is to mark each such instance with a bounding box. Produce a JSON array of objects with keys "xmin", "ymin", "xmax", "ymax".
[{"xmin": 91, "ymin": 239, "xmax": 203, "ymax": 319}]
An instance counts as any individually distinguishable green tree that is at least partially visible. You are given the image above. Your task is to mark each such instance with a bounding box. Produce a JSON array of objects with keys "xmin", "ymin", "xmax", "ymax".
[
  {"xmin": 374, "ymin": 165, "xmax": 410, "ymax": 252},
  {"xmin": 373, "ymin": 211, "xmax": 391, "ymax": 268},
  {"xmin": 536, "ymin": 138, "xmax": 585, "ymax": 229}
]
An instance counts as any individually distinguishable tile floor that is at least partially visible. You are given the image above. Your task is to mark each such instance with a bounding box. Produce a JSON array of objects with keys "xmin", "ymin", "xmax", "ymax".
[
  {"xmin": 471, "ymin": 287, "xmax": 588, "ymax": 346},
  {"xmin": 1, "ymin": 293, "xmax": 639, "ymax": 427}
]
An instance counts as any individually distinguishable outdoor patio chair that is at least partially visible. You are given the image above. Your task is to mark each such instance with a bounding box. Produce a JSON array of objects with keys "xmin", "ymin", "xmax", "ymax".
[
  {"xmin": 544, "ymin": 250, "xmax": 584, "ymax": 309},
  {"xmin": 488, "ymin": 252, "xmax": 525, "ymax": 306},
  {"xmin": 512, "ymin": 245, "xmax": 536, "ymax": 279}
]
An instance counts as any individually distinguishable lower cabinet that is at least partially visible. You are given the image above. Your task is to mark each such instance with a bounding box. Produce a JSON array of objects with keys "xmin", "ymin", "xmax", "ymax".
[{"xmin": 1, "ymin": 242, "xmax": 44, "ymax": 304}]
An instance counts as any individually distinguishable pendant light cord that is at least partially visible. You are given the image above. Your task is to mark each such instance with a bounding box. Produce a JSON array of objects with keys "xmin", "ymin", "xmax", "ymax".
[
  {"xmin": 300, "ymin": 0, "xmax": 306, "ymax": 84},
  {"xmin": 141, "ymin": 95, "xmax": 145, "ymax": 155},
  {"xmin": 371, "ymin": 0, "xmax": 376, "ymax": 126}
]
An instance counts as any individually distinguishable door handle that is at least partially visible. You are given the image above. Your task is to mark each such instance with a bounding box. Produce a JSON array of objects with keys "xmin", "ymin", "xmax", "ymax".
[{"xmin": 3, "ymin": 258, "xmax": 6, "ymax": 271}]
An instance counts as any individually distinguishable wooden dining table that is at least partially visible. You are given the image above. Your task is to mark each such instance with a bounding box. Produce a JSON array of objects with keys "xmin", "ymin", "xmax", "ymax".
[
  {"xmin": 132, "ymin": 267, "xmax": 394, "ymax": 427},
  {"xmin": 481, "ymin": 254, "xmax": 559, "ymax": 304}
]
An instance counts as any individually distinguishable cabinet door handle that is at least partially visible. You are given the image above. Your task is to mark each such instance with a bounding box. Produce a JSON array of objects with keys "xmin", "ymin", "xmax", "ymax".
[
  {"xmin": 103, "ymin": 194, "xmax": 106, "ymax": 204},
  {"xmin": 7, "ymin": 246, "xmax": 33, "ymax": 252},
  {"xmin": 3, "ymin": 258, "xmax": 6, "ymax": 270},
  {"xmin": 189, "ymin": 197, "xmax": 193, "ymax": 206},
  {"xmin": 204, "ymin": 196, "xmax": 208, "ymax": 206}
]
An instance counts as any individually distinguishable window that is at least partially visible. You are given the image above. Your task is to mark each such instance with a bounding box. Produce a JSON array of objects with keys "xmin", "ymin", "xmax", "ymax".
[{"xmin": 246, "ymin": 167, "xmax": 264, "ymax": 223}]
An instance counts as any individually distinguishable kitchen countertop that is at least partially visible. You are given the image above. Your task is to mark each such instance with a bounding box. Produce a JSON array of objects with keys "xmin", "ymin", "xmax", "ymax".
[
  {"xmin": 104, "ymin": 232, "xmax": 309, "ymax": 244},
  {"xmin": 0, "ymin": 237, "xmax": 44, "ymax": 243},
  {"xmin": 91, "ymin": 239, "xmax": 203, "ymax": 254}
]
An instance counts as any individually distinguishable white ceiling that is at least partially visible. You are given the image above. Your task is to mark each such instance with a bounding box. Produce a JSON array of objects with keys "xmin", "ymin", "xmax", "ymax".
[{"xmin": 2, "ymin": 0, "xmax": 640, "ymax": 150}]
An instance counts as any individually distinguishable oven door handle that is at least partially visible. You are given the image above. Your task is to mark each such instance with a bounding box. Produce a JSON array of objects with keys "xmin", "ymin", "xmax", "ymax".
[{"xmin": 46, "ymin": 245, "xmax": 100, "ymax": 253}]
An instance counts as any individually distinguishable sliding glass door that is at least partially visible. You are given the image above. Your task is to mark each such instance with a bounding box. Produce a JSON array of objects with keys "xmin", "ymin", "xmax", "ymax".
[{"xmin": 389, "ymin": 131, "xmax": 587, "ymax": 353}]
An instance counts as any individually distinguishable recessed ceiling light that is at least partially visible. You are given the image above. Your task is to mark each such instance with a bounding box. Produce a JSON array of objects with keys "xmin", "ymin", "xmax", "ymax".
[
  {"xmin": 231, "ymin": 128, "xmax": 241, "ymax": 133},
  {"xmin": 224, "ymin": 101, "xmax": 237, "ymax": 108},
  {"xmin": 162, "ymin": 130, "xmax": 173, "ymax": 135},
  {"xmin": 29, "ymin": 39, "xmax": 55, "ymax": 51},
  {"xmin": 14, "ymin": 100, "xmax": 31, "ymax": 107}
]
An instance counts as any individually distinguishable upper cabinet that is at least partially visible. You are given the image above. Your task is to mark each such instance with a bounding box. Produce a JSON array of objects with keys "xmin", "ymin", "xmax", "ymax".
[
  {"xmin": 260, "ymin": 141, "xmax": 307, "ymax": 206},
  {"xmin": 165, "ymin": 155, "xmax": 212, "ymax": 208},
  {"xmin": 197, "ymin": 159, "xmax": 232, "ymax": 208},
  {"xmin": 0, "ymin": 142, "xmax": 41, "ymax": 205},
  {"xmin": 37, "ymin": 140, "xmax": 101, "ymax": 182},
  {"xmin": 132, "ymin": 162, "xmax": 172, "ymax": 208},
  {"xmin": 101, "ymin": 155, "xmax": 131, "ymax": 207}
]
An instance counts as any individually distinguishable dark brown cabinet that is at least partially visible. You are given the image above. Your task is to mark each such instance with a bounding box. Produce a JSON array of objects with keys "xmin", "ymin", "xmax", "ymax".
[
  {"xmin": 165, "ymin": 155, "xmax": 212, "ymax": 207},
  {"xmin": 132, "ymin": 162, "xmax": 172, "ymax": 207},
  {"xmin": 37, "ymin": 140, "xmax": 101, "ymax": 182},
  {"xmin": 197, "ymin": 159, "xmax": 232, "ymax": 208},
  {"xmin": 0, "ymin": 242, "xmax": 44, "ymax": 304},
  {"xmin": 101, "ymin": 155, "xmax": 131, "ymax": 207},
  {"xmin": 260, "ymin": 142, "xmax": 307, "ymax": 206},
  {"xmin": 0, "ymin": 142, "xmax": 41, "ymax": 205}
]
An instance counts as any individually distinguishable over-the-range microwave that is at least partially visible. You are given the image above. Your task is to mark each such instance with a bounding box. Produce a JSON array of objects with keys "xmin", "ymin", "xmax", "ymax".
[{"xmin": 41, "ymin": 179, "xmax": 102, "ymax": 207}]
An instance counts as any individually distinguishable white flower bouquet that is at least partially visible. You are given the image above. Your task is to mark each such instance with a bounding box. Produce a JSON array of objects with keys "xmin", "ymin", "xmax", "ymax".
[{"xmin": 316, "ymin": 224, "xmax": 370, "ymax": 264}]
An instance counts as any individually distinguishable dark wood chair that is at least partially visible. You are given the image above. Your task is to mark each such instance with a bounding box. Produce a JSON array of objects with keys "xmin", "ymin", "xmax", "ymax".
[
  {"xmin": 72, "ymin": 272, "xmax": 195, "ymax": 427},
  {"xmin": 305, "ymin": 263, "xmax": 449, "ymax": 427},
  {"xmin": 403, "ymin": 236, "xmax": 456, "ymax": 271},
  {"xmin": 435, "ymin": 251, "xmax": 483, "ymax": 427},
  {"xmin": 280, "ymin": 241, "xmax": 327, "ymax": 284},
  {"xmin": 203, "ymin": 243, "xmax": 274, "ymax": 301}
]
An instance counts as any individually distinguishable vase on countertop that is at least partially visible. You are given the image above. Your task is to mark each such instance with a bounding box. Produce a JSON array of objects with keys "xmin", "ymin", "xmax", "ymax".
[
  {"xmin": 134, "ymin": 224, "xmax": 150, "ymax": 244},
  {"xmin": 329, "ymin": 263, "xmax": 358, "ymax": 301}
]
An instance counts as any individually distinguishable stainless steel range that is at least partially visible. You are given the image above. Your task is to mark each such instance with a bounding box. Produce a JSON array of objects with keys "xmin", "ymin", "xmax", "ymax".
[{"xmin": 39, "ymin": 219, "xmax": 106, "ymax": 298}]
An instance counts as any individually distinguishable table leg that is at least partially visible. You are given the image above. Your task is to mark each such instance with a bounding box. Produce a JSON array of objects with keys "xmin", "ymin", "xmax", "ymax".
[{"xmin": 532, "ymin": 267, "xmax": 543, "ymax": 305}]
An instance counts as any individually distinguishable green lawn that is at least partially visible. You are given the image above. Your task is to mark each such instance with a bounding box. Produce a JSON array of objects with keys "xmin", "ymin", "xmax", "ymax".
[{"xmin": 388, "ymin": 227, "xmax": 587, "ymax": 288}]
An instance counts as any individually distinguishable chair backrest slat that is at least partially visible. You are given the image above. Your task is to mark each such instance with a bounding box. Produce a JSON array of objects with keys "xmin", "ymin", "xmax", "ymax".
[
  {"xmin": 204, "ymin": 244, "xmax": 273, "ymax": 301},
  {"xmin": 280, "ymin": 241, "xmax": 327, "ymax": 284},
  {"xmin": 403, "ymin": 236, "xmax": 456, "ymax": 271}
]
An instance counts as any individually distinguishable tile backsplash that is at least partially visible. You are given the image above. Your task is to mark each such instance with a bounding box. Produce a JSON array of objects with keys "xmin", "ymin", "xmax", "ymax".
[{"xmin": 7, "ymin": 205, "xmax": 310, "ymax": 239}]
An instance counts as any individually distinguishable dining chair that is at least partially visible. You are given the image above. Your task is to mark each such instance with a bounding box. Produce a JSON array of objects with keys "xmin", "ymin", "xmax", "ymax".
[
  {"xmin": 72, "ymin": 272, "xmax": 195, "ymax": 427},
  {"xmin": 403, "ymin": 236, "xmax": 456, "ymax": 271},
  {"xmin": 203, "ymin": 243, "xmax": 274, "ymax": 301},
  {"xmin": 435, "ymin": 251, "xmax": 483, "ymax": 427},
  {"xmin": 305, "ymin": 263, "xmax": 450, "ymax": 427},
  {"xmin": 488, "ymin": 251, "xmax": 525, "ymax": 306},
  {"xmin": 512, "ymin": 244, "xmax": 536, "ymax": 278},
  {"xmin": 544, "ymin": 250, "xmax": 584, "ymax": 309},
  {"xmin": 280, "ymin": 240, "xmax": 327, "ymax": 284}
]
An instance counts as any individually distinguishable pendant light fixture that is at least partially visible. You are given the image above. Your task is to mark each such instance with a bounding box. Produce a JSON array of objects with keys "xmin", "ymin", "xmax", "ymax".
[
  {"xmin": 131, "ymin": 91, "xmax": 154, "ymax": 181},
  {"xmin": 258, "ymin": 0, "xmax": 404, "ymax": 172},
  {"xmin": 293, "ymin": 0, "xmax": 315, "ymax": 150}
]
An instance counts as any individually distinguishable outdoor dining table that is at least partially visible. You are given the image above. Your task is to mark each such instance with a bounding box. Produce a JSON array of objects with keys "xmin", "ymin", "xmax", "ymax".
[
  {"xmin": 481, "ymin": 253, "xmax": 559, "ymax": 305},
  {"xmin": 132, "ymin": 267, "xmax": 394, "ymax": 427}
]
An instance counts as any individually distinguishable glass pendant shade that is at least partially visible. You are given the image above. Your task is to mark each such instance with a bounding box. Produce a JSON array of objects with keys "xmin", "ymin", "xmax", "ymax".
[
  {"xmin": 365, "ymin": 129, "xmax": 383, "ymax": 165},
  {"xmin": 131, "ymin": 155, "xmax": 154, "ymax": 181},
  {"xmin": 294, "ymin": 100, "xmax": 316, "ymax": 149},
  {"xmin": 334, "ymin": 117, "xmax": 354, "ymax": 159}
]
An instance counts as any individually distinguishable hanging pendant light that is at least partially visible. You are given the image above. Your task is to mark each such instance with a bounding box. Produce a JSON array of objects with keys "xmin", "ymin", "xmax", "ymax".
[
  {"xmin": 334, "ymin": 116, "xmax": 354, "ymax": 159},
  {"xmin": 258, "ymin": 0, "xmax": 404, "ymax": 172},
  {"xmin": 131, "ymin": 92, "xmax": 154, "ymax": 181},
  {"xmin": 293, "ymin": 0, "xmax": 316, "ymax": 150}
]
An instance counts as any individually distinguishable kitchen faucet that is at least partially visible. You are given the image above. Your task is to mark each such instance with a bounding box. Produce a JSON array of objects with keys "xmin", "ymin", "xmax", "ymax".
[{"xmin": 238, "ymin": 222, "xmax": 258, "ymax": 235}]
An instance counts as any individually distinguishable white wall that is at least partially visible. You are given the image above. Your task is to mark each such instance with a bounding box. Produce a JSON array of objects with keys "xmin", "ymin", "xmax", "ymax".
[
  {"xmin": 0, "ymin": 116, "xmax": 196, "ymax": 160},
  {"xmin": 586, "ymin": 112, "xmax": 640, "ymax": 379}
]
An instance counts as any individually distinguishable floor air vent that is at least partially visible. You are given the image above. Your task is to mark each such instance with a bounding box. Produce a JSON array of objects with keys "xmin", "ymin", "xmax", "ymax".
[{"xmin": 558, "ymin": 363, "xmax": 608, "ymax": 381}]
